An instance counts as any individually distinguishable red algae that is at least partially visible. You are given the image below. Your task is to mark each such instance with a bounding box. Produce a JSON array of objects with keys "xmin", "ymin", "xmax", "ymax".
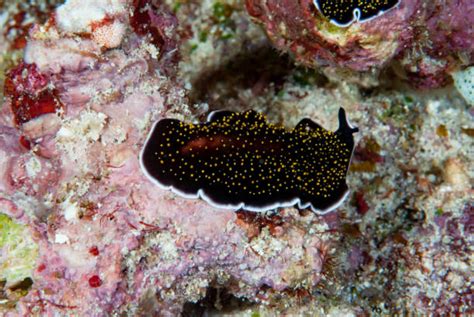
[
  {"xmin": 235, "ymin": 210, "xmax": 285, "ymax": 239},
  {"xmin": 354, "ymin": 192, "xmax": 369, "ymax": 216},
  {"xmin": 130, "ymin": 0, "xmax": 179, "ymax": 59},
  {"xmin": 88, "ymin": 275, "xmax": 102, "ymax": 288},
  {"xmin": 88, "ymin": 246, "xmax": 100, "ymax": 256},
  {"xmin": 37, "ymin": 264, "xmax": 46, "ymax": 273},
  {"xmin": 130, "ymin": 0, "xmax": 164, "ymax": 47},
  {"xmin": 18, "ymin": 135, "xmax": 31, "ymax": 150},
  {"xmin": 4, "ymin": 62, "xmax": 63, "ymax": 126}
]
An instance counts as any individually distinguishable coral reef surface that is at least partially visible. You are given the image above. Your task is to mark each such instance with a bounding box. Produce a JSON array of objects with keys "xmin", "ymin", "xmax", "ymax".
[
  {"xmin": 0, "ymin": 0, "xmax": 472, "ymax": 316},
  {"xmin": 246, "ymin": 0, "xmax": 474, "ymax": 88}
]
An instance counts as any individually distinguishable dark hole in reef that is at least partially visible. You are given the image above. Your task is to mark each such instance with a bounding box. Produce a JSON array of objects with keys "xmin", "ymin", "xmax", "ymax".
[
  {"xmin": 0, "ymin": 280, "xmax": 6, "ymax": 299},
  {"xmin": 9, "ymin": 277, "xmax": 34, "ymax": 292},
  {"xmin": 189, "ymin": 44, "xmax": 327, "ymax": 113},
  {"xmin": 181, "ymin": 287, "xmax": 254, "ymax": 317},
  {"xmin": 0, "ymin": 277, "xmax": 34, "ymax": 307},
  {"xmin": 360, "ymin": 87, "xmax": 376, "ymax": 98}
]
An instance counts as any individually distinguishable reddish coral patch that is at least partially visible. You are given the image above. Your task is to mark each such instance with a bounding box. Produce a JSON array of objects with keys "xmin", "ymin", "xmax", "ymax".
[
  {"xmin": 89, "ymin": 246, "xmax": 100, "ymax": 256},
  {"xmin": 130, "ymin": 0, "xmax": 165, "ymax": 49},
  {"xmin": 37, "ymin": 263, "xmax": 46, "ymax": 272},
  {"xmin": 7, "ymin": 11, "xmax": 29, "ymax": 50},
  {"xmin": 354, "ymin": 138, "xmax": 383, "ymax": 164},
  {"xmin": 351, "ymin": 137, "xmax": 383, "ymax": 172},
  {"xmin": 129, "ymin": 0, "xmax": 179, "ymax": 62},
  {"xmin": 4, "ymin": 62, "xmax": 48, "ymax": 96},
  {"xmin": 245, "ymin": 0, "xmax": 264, "ymax": 18},
  {"xmin": 19, "ymin": 135, "xmax": 32, "ymax": 150},
  {"xmin": 3, "ymin": 3, "xmax": 58, "ymax": 50},
  {"xmin": 4, "ymin": 62, "xmax": 63, "ymax": 126},
  {"xmin": 88, "ymin": 275, "xmax": 102, "ymax": 288},
  {"xmin": 354, "ymin": 191, "xmax": 369, "ymax": 215},
  {"xmin": 90, "ymin": 15, "xmax": 114, "ymax": 32},
  {"xmin": 235, "ymin": 211, "xmax": 284, "ymax": 239}
]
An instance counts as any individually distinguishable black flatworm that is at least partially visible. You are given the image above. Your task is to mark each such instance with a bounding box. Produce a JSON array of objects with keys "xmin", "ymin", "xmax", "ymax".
[
  {"xmin": 140, "ymin": 108, "xmax": 358, "ymax": 214},
  {"xmin": 313, "ymin": 0, "xmax": 400, "ymax": 27}
]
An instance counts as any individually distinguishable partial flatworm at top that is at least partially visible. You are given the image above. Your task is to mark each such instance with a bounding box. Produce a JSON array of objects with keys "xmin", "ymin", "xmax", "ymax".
[
  {"xmin": 140, "ymin": 108, "xmax": 359, "ymax": 214},
  {"xmin": 313, "ymin": 0, "xmax": 400, "ymax": 27}
]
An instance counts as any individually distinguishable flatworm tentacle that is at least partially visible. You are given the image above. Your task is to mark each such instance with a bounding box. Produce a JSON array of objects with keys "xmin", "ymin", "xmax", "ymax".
[
  {"xmin": 207, "ymin": 110, "xmax": 237, "ymax": 122},
  {"xmin": 313, "ymin": 0, "xmax": 400, "ymax": 27},
  {"xmin": 140, "ymin": 108, "xmax": 358, "ymax": 214}
]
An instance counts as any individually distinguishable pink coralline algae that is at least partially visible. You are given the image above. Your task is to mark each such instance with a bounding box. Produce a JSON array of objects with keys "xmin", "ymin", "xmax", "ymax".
[
  {"xmin": 1, "ymin": 0, "xmax": 471, "ymax": 315},
  {"xmin": 246, "ymin": 0, "xmax": 474, "ymax": 88},
  {"xmin": 0, "ymin": 1, "xmax": 332, "ymax": 315}
]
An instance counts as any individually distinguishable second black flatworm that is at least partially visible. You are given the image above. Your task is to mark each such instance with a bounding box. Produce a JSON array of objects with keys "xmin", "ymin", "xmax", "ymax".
[
  {"xmin": 140, "ymin": 108, "xmax": 358, "ymax": 214},
  {"xmin": 314, "ymin": 0, "xmax": 400, "ymax": 27}
]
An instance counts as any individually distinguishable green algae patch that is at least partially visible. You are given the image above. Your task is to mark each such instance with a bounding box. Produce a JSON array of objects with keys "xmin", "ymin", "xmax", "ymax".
[{"xmin": 0, "ymin": 213, "xmax": 38, "ymax": 289}]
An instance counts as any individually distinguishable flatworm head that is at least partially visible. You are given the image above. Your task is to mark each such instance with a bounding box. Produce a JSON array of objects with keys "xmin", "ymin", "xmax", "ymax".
[
  {"xmin": 140, "ymin": 108, "xmax": 358, "ymax": 214},
  {"xmin": 313, "ymin": 0, "xmax": 400, "ymax": 27}
]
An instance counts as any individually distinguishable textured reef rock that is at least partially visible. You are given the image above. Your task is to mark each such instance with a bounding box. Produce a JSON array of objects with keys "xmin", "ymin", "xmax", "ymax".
[
  {"xmin": 243, "ymin": 71, "xmax": 473, "ymax": 315},
  {"xmin": 0, "ymin": 0, "xmax": 332, "ymax": 315},
  {"xmin": 246, "ymin": 0, "xmax": 474, "ymax": 88},
  {"xmin": 0, "ymin": 0, "xmax": 472, "ymax": 316},
  {"xmin": 246, "ymin": 0, "xmax": 417, "ymax": 71}
]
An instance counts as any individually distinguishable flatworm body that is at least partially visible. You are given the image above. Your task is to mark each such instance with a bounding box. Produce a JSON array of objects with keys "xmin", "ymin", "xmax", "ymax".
[
  {"xmin": 314, "ymin": 0, "xmax": 400, "ymax": 27},
  {"xmin": 140, "ymin": 108, "xmax": 358, "ymax": 214}
]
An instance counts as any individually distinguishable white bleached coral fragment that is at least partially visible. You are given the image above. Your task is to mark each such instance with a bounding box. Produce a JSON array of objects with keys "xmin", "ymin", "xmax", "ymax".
[
  {"xmin": 56, "ymin": 110, "xmax": 107, "ymax": 169},
  {"xmin": 55, "ymin": 0, "xmax": 127, "ymax": 48},
  {"xmin": 56, "ymin": 5, "xmax": 105, "ymax": 33},
  {"xmin": 92, "ymin": 20, "xmax": 126, "ymax": 48},
  {"xmin": 56, "ymin": 0, "xmax": 126, "ymax": 33},
  {"xmin": 57, "ymin": 110, "xmax": 107, "ymax": 142},
  {"xmin": 62, "ymin": 196, "xmax": 80, "ymax": 223},
  {"xmin": 452, "ymin": 66, "xmax": 474, "ymax": 105},
  {"xmin": 55, "ymin": 233, "xmax": 70, "ymax": 244},
  {"xmin": 25, "ymin": 156, "xmax": 42, "ymax": 178},
  {"xmin": 155, "ymin": 232, "xmax": 179, "ymax": 261}
]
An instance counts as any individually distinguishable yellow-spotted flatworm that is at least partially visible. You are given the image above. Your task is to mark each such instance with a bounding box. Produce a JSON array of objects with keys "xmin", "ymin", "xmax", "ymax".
[
  {"xmin": 140, "ymin": 108, "xmax": 358, "ymax": 214},
  {"xmin": 313, "ymin": 0, "xmax": 400, "ymax": 27}
]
